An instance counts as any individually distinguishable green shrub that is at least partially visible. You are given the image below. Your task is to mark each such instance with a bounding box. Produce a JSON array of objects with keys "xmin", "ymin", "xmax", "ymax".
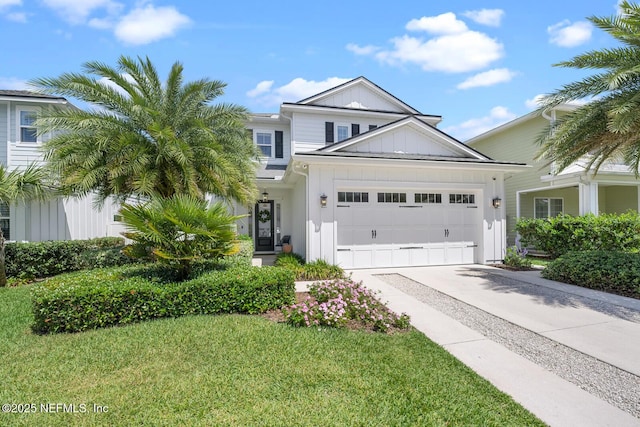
[
  {"xmin": 516, "ymin": 213, "xmax": 640, "ymax": 258},
  {"xmin": 275, "ymin": 252, "xmax": 305, "ymax": 267},
  {"xmin": 31, "ymin": 266, "xmax": 295, "ymax": 334},
  {"xmin": 5, "ymin": 238, "xmax": 132, "ymax": 280},
  {"xmin": 542, "ymin": 251, "xmax": 640, "ymax": 298},
  {"xmin": 274, "ymin": 253, "xmax": 344, "ymax": 281},
  {"xmin": 503, "ymin": 246, "xmax": 533, "ymax": 270}
]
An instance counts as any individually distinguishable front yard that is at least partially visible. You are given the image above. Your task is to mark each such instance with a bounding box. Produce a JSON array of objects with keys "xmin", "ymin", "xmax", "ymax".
[{"xmin": 0, "ymin": 284, "xmax": 544, "ymax": 426}]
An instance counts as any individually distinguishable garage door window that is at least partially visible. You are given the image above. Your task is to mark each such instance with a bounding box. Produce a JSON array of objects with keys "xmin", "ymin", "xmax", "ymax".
[
  {"xmin": 338, "ymin": 191, "xmax": 369, "ymax": 203},
  {"xmin": 415, "ymin": 193, "xmax": 442, "ymax": 203},
  {"xmin": 378, "ymin": 192, "xmax": 406, "ymax": 203},
  {"xmin": 449, "ymin": 193, "xmax": 475, "ymax": 204}
]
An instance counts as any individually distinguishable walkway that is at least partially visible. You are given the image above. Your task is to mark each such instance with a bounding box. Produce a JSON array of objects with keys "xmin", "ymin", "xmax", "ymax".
[{"xmin": 341, "ymin": 265, "xmax": 640, "ymax": 427}]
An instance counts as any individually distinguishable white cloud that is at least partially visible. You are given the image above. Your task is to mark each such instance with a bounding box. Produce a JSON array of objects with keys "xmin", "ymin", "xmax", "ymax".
[
  {"xmin": 113, "ymin": 4, "xmax": 191, "ymax": 45},
  {"xmin": 406, "ymin": 12, "xmax": 468, "ymax": 34},
  {"xmin": 462, "ymin": 9, "xmax": 504, "ymax": 27},
  {"xmin": 346, "ymin": 43, "xmax": 380, "ymax": 55},
  {"xmin": 548, "ymin": 20, "xmax": 592, "ymax": 47},
  {"xmin": 42, "ymin": 0, "xmax": 122, "ymax": 25},
  {"xmin": 246, "ymin": 80, "xmax": 274, "ymax": 98},
  {"xmin": 375, "ymin": 32, "xmax": 503, "ymax": 73},
  {"xmin": 0, "ymin": 0, "xmax": 21, "ymax": 7},
  {"xmin": 6, "ymin": 11, "xmax": 25, "ymax": 22},
  {"xmin": 0, "ymin": 77, "xmax": 29, "ymax": 90},
  {"xmin": 525, "ymin": 94, "xmax": 546, "ymax": 109},
  {"xmin": 443, "ymin": 106, "xmax": 516, "ymax": 141},
  {"xmin": 350, "ymin": 13, "xmax": 504, "ymax": 74},
  {"xmin": 457, "ymin": 68, "xmax": 516, "ymax": 89},
  {"xmin": 247, "ymin": 77, "xmax": 352, "ymax": 106}
]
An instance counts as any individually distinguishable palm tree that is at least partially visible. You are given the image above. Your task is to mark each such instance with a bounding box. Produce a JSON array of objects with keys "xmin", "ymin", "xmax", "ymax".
[
  {"xmin": 0, "ymin": 164, "xmax": 50, "ymax": 286},
  {"xmin": 31, "ymin": 55, "xmax": 260, "ymax": 205},
  {"xmin": 537, "ymin": 1, "xmax": 640, "ymax": 174}
]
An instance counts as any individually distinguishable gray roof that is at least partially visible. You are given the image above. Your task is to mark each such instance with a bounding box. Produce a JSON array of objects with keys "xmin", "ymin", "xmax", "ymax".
[
  {"xmin": 256, "ymin": 163, "xmax": 287, "ymax": 179},
  {"xmin": 297, "ymin": 150, "xmax": 527, "ymax": 166},
  {"xmin": 0, "ymin": 90, "xmax": 66, "ymax": 101}
]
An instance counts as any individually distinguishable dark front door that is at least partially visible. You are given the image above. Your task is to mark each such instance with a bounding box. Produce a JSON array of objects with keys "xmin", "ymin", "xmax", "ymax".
[{"xmin": 255, "ymin": 201, "xmax": 274, "ymax": 252}]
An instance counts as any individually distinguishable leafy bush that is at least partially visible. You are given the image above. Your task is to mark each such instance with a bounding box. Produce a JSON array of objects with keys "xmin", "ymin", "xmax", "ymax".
[
  {"xmin": 503, "ymin": 246, "xmax": 532, "ymax": 269},
  {"xmin": 120, "ymin": 195, "xmax": 244, "ymax": 280},
  {"xmin": 31, "ymin": 266, "xmax": 295, "ymax": 334},
  {"xmin": 284, "ymin": 279, "xmax": 411, "ymax": 333},
  {"xmin": 5, "ymin": 238, "xmax": 130, "ymax": 279},
  {"xmin": 516, "ymin": 213, "xmax": 640, "ymax": 258},
  {"xmin": 274, "ymin": 252, "xmax": 345, "ymax": 281},
  {"xmin": 542, "ymin": 251, "xmax": 640, "ymax": 298}
]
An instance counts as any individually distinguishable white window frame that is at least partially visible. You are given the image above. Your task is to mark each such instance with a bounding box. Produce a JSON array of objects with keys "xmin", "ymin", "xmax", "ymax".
[
  {"xmin": 0, "ymin": 201, "xmax": 10, "ymax": 240},
  {"xmin": 254, "ymin": 130, "xmax": 274, "ymax": 158},
  {"xmin": 336, "ymin": 124, "xmax": 349, "ymax": 142},
  {"xmin": 534, "ymin": 197, "xmax": 564, "ymax": 219},
  {"xmin": 16, "ymin": 106, "xmax": 40, "ymax": 144}
]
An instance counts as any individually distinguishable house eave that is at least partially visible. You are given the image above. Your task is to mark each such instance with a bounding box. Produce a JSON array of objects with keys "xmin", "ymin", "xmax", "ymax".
[{"xmin": 280, "ymin": 103, "xmax": 442, "ymax": 125}]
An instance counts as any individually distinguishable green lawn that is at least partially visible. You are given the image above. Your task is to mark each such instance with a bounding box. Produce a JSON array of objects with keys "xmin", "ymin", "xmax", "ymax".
[{"xmin": 1, "ymin": 285, "xmax": 544, "ymax": 426}]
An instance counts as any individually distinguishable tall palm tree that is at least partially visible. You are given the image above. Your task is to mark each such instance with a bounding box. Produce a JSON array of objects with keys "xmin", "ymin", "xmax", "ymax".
[
  {"xmin": 537, "ymin": 1, "xmax": 640, "ymax": 174},
  {"xmin": 32, "ymin": 55, "xmax": 260, "ymax": 205},
  {"xmin": 0, "ymin": 164, "xmax": 50, "ymax": 286}
]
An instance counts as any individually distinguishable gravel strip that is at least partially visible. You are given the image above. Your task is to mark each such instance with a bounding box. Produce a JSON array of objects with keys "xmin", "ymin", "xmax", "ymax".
[{"xmin": 376, "ymin": 273, "xmax": 640, "ymax": 418}]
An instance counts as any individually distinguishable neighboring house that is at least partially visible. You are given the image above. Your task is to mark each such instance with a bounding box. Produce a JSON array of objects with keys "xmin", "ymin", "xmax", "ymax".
[
  {"xmin": 467, "ymin": 105, "xmax": 640, "ymax": 246},
  {"xmin": 0, "ymin": 90, "xmax": 123, "ymax": 241},
  {"xmin": 237, "ymin": 77, "xmax": 527, "ymax": 268}
]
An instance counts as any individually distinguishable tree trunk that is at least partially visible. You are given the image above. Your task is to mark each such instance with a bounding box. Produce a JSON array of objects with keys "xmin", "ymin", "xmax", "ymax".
[{"xmin": 0, "ymin": 228, "xmax": 6, "ymax": 287}]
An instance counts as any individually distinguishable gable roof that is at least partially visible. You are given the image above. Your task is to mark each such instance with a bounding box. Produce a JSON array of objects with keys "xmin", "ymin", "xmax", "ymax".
[
  {"xmin": 0, "ymin": 90, "xmax": 67, "ymax": 101},
  {"xmin": 296, "ymin": 76, "xmax": 423, "ymax": 115},
  {"xmin": 319, "ymin": 116, "xmax": 490, "ymax": 160}
]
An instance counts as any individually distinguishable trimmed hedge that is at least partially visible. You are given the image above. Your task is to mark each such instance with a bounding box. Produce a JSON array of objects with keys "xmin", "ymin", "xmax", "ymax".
[
  {"xmin": 516, "ymin": 213, "xmax": 640, "ymax": 258},
  {"xmin": 542, "ymin": 251, "xmax": 640, "ymax": 298},
  {"xmin": 5, "ymin": 237, "xmax": 128, "ymax": 279},
  {"xmin": 31, "ymin": 265, "xmax": 295, "ymax": 334}
]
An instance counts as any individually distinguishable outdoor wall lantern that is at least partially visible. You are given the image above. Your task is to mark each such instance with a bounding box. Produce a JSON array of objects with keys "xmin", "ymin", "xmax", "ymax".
[
  {"xmin": 262, "ymin": 191, "xmax": 269, "ymax": 202},
  {"xmin": 492, "ymin": 197, "xmax": 502, "ymax": 209},
  {"xmin": 320, "ymin": 193, "xmax": 328, "ymax": 208}
]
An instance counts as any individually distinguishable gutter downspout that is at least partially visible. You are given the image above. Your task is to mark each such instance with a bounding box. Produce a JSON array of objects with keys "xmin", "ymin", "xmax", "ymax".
[{"xmin": 291, "ymin": 161, "xmax": 309, "ymax": 261}]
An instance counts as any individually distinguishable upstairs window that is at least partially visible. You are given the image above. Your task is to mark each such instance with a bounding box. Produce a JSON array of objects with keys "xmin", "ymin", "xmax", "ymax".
[
  {"xmin": 256, "ymin": 132, "xmax": 272, "ymax": 157},
  {"xmin": 19, "ymin": 110, "xmax": 38, "ymax": 143},
  {"xmin": 0, "ymin": 202, "xmax": 9, "ymax": 240},
  {"xmin": 337, "ymin": 125, "xmax": 349, "ymax": 142}
]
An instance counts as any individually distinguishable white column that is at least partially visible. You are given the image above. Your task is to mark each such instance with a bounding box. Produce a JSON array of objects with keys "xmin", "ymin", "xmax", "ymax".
[{"xmin": 579, "ymin": 182, "xmax": 599, "ymax": 215}]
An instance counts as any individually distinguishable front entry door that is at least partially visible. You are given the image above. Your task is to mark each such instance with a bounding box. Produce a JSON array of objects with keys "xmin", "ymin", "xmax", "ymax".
[{"xmin": 255, "ymin": 201, "xmax": 274, "ymax": 252}]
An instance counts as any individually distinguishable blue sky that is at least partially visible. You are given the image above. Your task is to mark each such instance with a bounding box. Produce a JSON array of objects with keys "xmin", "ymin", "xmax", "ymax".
[{"xmin": 0, "ymin": 0, "xmax": 623, "ymax": 140}]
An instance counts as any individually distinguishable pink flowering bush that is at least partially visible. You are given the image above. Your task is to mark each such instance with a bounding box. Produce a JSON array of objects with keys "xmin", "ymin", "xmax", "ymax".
[{"xmin": 283, "ymin": 279, "xmax": 411, "ymax": 332}]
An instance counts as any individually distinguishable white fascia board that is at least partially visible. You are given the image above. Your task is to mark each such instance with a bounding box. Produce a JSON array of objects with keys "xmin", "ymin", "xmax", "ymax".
[
  {"xmin": 280, "ymin": 103, "xmax": 441, "ymax": 125},
  {"xmin": 292, "ymin": 153, "xmax": 530, "ymax": 173},
  {"xmin": 0, "ymin": 96, "xmax": 68, "ymax": 105}
]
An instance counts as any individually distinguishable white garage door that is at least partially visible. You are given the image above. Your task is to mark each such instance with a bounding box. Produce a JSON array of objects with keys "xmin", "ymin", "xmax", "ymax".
[{"xmin": 336, "ymin": 190, "xmax": 479, "ymax": 269}]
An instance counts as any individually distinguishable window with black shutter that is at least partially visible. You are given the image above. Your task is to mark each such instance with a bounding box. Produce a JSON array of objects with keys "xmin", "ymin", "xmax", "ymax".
[
  {"xmin": 325, "ymin": 122, "xmax": 334, "ymax": 144},
  {"xmin": 275, "ymin": 130, "xmax": 283, "ymax": 158},
  {"xmin": 351, "ymin": 123, "xmax": 360, "ymax": 136}
]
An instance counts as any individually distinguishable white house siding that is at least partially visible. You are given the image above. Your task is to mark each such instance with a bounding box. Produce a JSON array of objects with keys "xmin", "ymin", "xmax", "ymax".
[
  {"xmin": 311, "ymin": 85, "xmax": 406, "ymax": 112},
  {"xmin": 11, "ymin": 196, "xmax": 123, "ymax": 242},
  {"xmin": 251, "ymin": 123, "xmax": 291, "ymax": 167},
  {"xmin": 291, "ymin": 178, "xmax": 307, "ymax": 258},
  {"xmin": 291, "ymin": 111, "xmax": 396, "ymax": 153},
  {"xmin": 0, "ymin": 103, "xmax": 8, "ymax": 165},
  {"xmin": 342, "ymin": 125, "xmax": 464, "ymax": 156},
  {"xmin": 304, "ymin": 160, "xmax": 506, "ymax": 267}
]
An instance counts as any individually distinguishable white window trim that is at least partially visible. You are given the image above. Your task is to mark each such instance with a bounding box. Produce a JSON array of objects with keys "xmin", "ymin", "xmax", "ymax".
[
  {"xmin": 254, "ymin": 130, "xmax": 274, "ymax": 158},
  {"xmin": 336, "ymin": 123, "xmax": 350, "ymax": 142},
  {"xmin": 0, "ymin": 201, "xmax": 10, "ymax": 240},
  {"xmin": 16, "ymin": 106, "xmax": 41, "ymax": 144},
  {"xmin": 534, "ymin": 197, "xmax": 564, "ymax": 219}
]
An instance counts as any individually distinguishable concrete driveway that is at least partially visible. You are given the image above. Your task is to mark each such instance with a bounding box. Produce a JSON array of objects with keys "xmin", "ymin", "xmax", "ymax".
[{"xmin": 343, "ymin": 265, "xmax": 640, "ymax": 427}]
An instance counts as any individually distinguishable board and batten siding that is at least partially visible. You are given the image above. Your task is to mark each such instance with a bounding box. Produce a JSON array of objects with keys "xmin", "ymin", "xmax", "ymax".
[{"xmin": 292, "ymin": 111, "xmax": 393, "ymax": 153}]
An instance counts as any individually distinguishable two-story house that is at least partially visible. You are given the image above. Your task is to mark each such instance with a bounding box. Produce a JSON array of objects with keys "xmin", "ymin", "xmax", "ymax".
[
  {"xmin": 238, "ymin": 77, "xmax": 527, "ymax": 268},
  {"xmin": 467, "ymin": 105, "xmax": 640, "ymax": 246},
  {"xmin": 0, "ymin": 90, "xmax": 122, "ymax": 241}
]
